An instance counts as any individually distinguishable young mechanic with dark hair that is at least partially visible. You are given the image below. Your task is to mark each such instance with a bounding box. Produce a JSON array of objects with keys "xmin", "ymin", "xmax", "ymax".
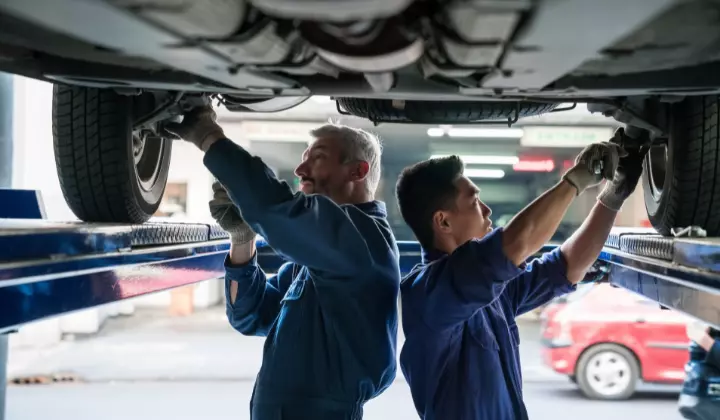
[{"xmin": 395, "ymin": 130, "xmax": 647, "ymax": 419}]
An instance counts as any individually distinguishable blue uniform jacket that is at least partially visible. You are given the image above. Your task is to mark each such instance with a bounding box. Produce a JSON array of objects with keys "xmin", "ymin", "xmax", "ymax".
[
  {"xmin": 203, "ymin": 138, "xmax": 401, "ymax": 418},
  {"xmin": 400, "ymin": 228, "xmax": 574, "ymax": 420}
]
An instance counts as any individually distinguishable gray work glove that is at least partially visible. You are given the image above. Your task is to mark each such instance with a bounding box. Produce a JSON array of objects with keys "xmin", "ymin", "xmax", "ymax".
[
  {"xmin": 562, "ymin": 140, "xmax": 625, "ymax": 195},
  {"xmin": 597, "ymin": 128, "xmax": 649, "ymax": 211},
  {"xmin": 209, "ymin": 181, "xmax": 255, "ymax": 245},
  {"xmin": 165, "ymin": 105, "xmax": 225, "ymax": 152}
]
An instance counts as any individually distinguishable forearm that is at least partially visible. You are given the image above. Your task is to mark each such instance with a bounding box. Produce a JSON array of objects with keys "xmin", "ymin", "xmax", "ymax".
[
  {"xmin": 203, "ymin": 138, "xmax": 294, "ymax": 216},
  {"xmin": 227, "ymin": 241, "xmax": 257, "ymax": 304},
  {"xmin": 560, "ymin": 201, "xmax": 618, "ymax": 284},
  {"xmin": 502, "ymin": 180, "xmax": 576, "ymax": 266}
]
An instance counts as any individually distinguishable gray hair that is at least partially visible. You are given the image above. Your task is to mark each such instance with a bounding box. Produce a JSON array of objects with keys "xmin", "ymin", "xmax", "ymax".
[{"xmin": 310, "ymin": 123, "xmax": 383, "ymax": 195}]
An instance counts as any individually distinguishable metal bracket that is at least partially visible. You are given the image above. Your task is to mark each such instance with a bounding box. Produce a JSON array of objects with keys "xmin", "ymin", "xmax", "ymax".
[{"xmin": 672, "ymin": 226, "xmax": 708, "ymax": 238}]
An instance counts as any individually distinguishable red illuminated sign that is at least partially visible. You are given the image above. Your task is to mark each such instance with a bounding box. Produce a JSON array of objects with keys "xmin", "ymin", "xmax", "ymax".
[{"xmin": 513, "ymin": 159, "xmax": 555, "ymax": 172}]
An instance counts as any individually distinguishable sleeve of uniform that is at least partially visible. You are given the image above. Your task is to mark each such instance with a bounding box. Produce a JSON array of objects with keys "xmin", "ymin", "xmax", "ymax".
[
  {"xmin": 706, "ymin": 339, "xmax": 720, "ymax": 368},
  {"xmin": 224, "ymin": 256, "xmax": 295, "ymax": 336},
  {"xmin": 425, "ymin": 228, "xmax": 525, "ymax": 329},
  {"xmin": 204, "ymin": 138, "xmax": 374, "ymax": 275},
  {"xmin": 504, "ymin": 247, "xmax": 575, "ymax": 317}
]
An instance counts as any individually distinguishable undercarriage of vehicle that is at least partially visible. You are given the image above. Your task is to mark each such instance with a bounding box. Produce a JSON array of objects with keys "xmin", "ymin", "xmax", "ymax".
[{"xmin": 2, "ymin": 0, "xmax": 720, "ymax": 235}]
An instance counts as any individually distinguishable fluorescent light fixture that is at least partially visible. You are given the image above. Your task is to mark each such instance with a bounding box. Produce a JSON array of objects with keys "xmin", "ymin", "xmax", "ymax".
[
  {"xmin": 431, "ymin": 154, "xmax": 519, "ymax": 165},
  {"xmin": 427, "ymin": 128, "xmax": 445, "ymax": 137},
  {"xmin": 464, "ymin": 168, "xmax": 506, "ymax": 179},
  {"xmin": 427, "ymin": 127, "xmax": 524, "ymax": 138}
]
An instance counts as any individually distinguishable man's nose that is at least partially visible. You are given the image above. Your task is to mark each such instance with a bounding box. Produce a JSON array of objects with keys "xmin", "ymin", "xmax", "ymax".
[
  {"xmin": 294, "ymin": 161, "xmax": 307, "ymax": 178},
  {"xmin": 482, "ymin": 202, "xmax": 492, "ymax": 217}
]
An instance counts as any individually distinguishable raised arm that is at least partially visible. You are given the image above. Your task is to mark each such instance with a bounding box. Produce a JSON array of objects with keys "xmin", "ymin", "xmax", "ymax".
[
  {"xmin": 204, "ymin": 138, "xmax": 375, "ymax": 274},
  {"xmin": 560, "ymin": 137, "xmax": 647, "ymax": 283},
  {"xmin": 502, "ymin": 141, "xmax": 622, "ymax": 266},
  {"xmin": 165, "ymin": 107, "xmax": 380, "ymax": 275}
]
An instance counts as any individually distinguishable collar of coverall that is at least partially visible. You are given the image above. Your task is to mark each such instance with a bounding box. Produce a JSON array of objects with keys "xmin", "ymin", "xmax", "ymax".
[
  {"xmin": 350, "ymin": 200, "xmax": 386, "ymax": 218},
  {"xmin": 421, "ymin": 248, "xmax": 446, "ymax": 264}
]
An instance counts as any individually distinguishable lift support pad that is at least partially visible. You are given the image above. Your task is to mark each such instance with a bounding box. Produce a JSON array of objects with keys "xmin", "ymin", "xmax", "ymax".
[{"xmin": 599, "ymin": 228, "xmax": 720, "ymax": 329}]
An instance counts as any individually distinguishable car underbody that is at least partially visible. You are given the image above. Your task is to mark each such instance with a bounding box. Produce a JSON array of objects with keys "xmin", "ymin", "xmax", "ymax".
[
  {"xmin": 0, "ymin": 0, "xmax": 720, "ymax": 236},
  {"xmin": 1, "ymin": 0, "xmax": 720, "ymax": 104}
]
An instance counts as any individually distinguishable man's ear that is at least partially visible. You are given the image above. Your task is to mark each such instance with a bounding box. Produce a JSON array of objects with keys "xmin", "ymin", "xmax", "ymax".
[
  {"xmin": 432, "ymin": 210, "xmax": 452, "ymax": 234},
  {"xmin": 350, "ymin": 161, "xmax": 370, "ymax": 182}
]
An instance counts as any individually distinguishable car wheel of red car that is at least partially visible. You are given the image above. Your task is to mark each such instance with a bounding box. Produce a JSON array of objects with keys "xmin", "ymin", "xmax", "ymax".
[{"xmin": 576, "ymin": 344, "xmax": 640, "ymax": 400}]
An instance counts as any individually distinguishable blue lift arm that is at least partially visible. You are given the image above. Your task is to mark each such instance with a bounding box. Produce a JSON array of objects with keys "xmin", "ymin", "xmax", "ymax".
[{"xmin": 598, "ymin": 228, "xmax": 720, "ymax": 329}]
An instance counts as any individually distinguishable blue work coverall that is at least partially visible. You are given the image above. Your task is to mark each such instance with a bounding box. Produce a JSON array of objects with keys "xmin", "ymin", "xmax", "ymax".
[
  {"xmin": 203, "ymin": 138, "xmax": 401, "ymax": 420},
  {"xmin": 400, "ymin": 228, "xmax": 574, "ymax": 420}
]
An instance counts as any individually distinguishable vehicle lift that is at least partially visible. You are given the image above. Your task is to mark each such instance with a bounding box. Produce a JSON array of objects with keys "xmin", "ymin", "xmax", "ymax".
[{"xmin": 1, "ymin": 187, "xmax": 719, "ymax": 417}]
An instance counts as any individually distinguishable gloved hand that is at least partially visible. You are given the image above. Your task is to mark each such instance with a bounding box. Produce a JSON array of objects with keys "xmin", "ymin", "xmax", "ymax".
[
  {"xmin": 165, "ymin": 105, "xmax": 225, "ymax": 152},
  {"xmin": 562, "ymin": 140, "xmax": 625, "ymax": 195},
  {"xmin": 209, "ymin": 181, "xmax": 255, "ymax": 245},
  {"xmin": 687, "ymin": 321, "xmax": 710, "ymax": 345},
  {"xmin": 597, "ymin": 128, "xmax": 649, "ymax": 211}
]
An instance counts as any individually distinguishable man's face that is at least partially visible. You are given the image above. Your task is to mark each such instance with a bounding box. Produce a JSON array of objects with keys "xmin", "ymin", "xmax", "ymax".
[
  {"xmin": 443, "ymin": 176, "xmax": 493, "ymax": 243},
  {"xmin": 294, "ymin": 136, "xmax": 352, "ymax": 197}
]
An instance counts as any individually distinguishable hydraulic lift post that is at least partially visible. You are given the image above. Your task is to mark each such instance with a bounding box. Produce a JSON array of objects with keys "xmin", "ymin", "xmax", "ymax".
[{"xmin": 0, "ymin": 71, "xmax": 14, "ymax": 420}]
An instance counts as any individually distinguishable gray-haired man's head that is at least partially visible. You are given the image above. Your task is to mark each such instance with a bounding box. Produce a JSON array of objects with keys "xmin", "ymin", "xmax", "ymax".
[{"xmin": 294, "ymin": 123, "xmax": 382, "ymax": 204}]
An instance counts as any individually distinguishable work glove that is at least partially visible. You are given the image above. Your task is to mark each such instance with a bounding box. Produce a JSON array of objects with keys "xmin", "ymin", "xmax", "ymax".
[
  {"xmin": 562, "ymin": 140, "xmax": 625, "ymax": 195},
  {"xmin": 209, "ymin": 181, "xmax": 255, "ymax": 245},
  {"xmin": 165, "ymin": 105, "xmax": 225, "ymax": 152},
  {"xmin": 597, "ymin": 128, "xmax": 649, "ymax": 211}
]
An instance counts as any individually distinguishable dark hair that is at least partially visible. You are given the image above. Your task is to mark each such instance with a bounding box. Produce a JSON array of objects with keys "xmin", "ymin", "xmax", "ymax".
[{"xmin": 395, "ymin": 155, "xmax": 464, "ymax": 250}]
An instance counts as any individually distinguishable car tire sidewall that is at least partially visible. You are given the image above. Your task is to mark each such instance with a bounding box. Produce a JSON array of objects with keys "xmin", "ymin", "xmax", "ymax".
[
  {"xmin": 576, "ymin": 344, "xmax": 640, "ymax": 400},
  {"xmin": 642, "ymin": 127, "xmax": 675, "ymax": 230},
  {"xmin": 127, "ymin": 129, "xmax": 172, "ymax": 216}
]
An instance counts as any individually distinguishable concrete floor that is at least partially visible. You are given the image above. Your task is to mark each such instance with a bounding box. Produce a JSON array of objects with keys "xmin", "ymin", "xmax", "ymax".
[{"xmin": 6, "ymin": 380, "xmax": 682, "ymax": 420}]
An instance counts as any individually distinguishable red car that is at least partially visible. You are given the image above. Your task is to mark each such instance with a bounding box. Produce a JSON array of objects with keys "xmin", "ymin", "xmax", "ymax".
[{"xmin": 541, "ymin": 283, "xmax": 691, "ymax": 400}]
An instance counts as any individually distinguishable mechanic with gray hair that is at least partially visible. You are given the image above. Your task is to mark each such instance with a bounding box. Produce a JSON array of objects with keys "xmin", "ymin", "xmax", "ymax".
[{"xmin": 166, "ymin": 107, "xmax": 400, "ymax": 420}]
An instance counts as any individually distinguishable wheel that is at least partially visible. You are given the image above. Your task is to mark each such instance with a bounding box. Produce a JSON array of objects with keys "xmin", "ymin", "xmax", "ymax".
[
  {"xmin": 52, "ymin": 85, "xmax": 172, "ymax": 223},
  {"xmin": 643, "ymin": 95, "xmax": 720, "ymax": 236},
  {"xmin": 335, "ymin": 98, "xmax": 558, "ymax": 124},
  {"xmin": 576, "ymin": 344, "xmax": 640, "ymax": 400}
]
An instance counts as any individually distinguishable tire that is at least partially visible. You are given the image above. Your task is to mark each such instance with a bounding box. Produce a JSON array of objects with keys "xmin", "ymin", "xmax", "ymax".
[
  {"xmin": 52, "ymin": 85, "xmax": 172, "ymax": 223},
  {"xmin": 643, "ymin": 95, "xmax": 720, "ymax": 236},
  {"xmin": 576, "ymin": 344, "xmax": 640, "ymax": 400},
  {"xmin": 335, "ymin": 98, "xmax": 558, "ymax": 124}
]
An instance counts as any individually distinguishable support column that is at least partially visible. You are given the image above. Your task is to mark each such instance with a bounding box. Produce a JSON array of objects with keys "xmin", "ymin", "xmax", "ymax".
[
  {"xmin": 0, "ymin": 72, "xmax": 13, "ymax": 188},
  {"xmin": 0, "ymin": 71, "xmax": 14, "ymax": 420},
  {"xmin": 0, "ymin": 334, "xmax": 8, "ymax": 420}
]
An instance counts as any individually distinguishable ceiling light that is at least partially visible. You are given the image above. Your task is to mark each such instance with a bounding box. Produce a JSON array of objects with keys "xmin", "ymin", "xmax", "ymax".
[
  {"xmin": 427, "ymin": 128, "xmax": 445, "ymax": 137},
  {"xmin": 464, "ymin": 168, "xmax": 506, "ymax": 179},
  {"xmin": 431, "ymin": 154, "xmax": 519, "ymax": 165},
  {"xmin": 427, "ymin": 127, "xmax": 524, "ymax": 138}
]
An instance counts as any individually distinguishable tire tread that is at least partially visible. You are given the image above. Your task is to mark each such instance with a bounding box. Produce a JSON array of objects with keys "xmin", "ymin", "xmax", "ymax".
[
  {"xmin": 336, "ymin": 98, "xmax": 557, "ymax": 123},
  {"xmin": 53, "ymin": 85, "xmax": 150, "ymax": 223}
]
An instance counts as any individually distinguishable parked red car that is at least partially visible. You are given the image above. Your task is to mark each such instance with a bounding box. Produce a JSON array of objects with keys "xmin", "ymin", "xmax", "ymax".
[{"xmin": 541, "ymin": 283, "xmax": 691, "ymax": 400}]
